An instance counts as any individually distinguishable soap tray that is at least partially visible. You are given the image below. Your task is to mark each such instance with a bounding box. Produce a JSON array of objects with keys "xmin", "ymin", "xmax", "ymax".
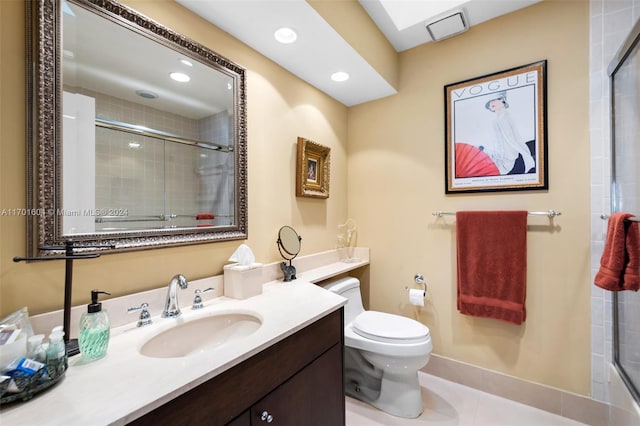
[{"xmin": 0, "ymin": 356, "xmax": 67, "ymax": 405}]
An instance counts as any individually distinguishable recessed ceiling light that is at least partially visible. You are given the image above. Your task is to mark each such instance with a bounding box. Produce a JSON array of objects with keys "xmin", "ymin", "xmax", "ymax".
[
  {"xmin": 179, "ymin": 58, "xmax": 193, "ymax": 67},
  {"xmin": 136, "ymin": 90, "xmax": 158, "ymax": 99},
  {"xmin": 331, "ymin": 71, "xmax": 350, "ymax": 82},
  {"xmin": 274, "ymin": 27, "xmax": 297, "ymax": 44},
  {"xmin": 128, "ymin": 142, "xmax": 141, "ymax": 149},
  {"xmin": 170, "ymin": 72, "xmax": 190, "ymax": 82}
]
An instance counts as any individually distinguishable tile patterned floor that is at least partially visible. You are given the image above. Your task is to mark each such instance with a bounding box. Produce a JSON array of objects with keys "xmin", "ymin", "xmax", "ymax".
[{"xmin": 345, "ymin": 373, "xmax": 588, "ymax": 426}]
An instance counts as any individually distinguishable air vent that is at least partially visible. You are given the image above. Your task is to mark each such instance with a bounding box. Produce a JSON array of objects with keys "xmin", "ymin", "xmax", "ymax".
[{"xmin": 426, "ymin": 10, "xmax": 468, "ymax": 42}]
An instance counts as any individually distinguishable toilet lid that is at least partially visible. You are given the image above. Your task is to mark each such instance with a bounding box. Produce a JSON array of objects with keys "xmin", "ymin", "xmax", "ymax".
[{"xmin": 352, "ymin": 311, "xmax": 430, "ymax": 344}]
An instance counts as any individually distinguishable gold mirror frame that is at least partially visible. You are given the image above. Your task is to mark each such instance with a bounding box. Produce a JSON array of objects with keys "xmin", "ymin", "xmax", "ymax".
[{"xmin": 26, "ymin": 0, "xmax": 248, "ymax": 257}]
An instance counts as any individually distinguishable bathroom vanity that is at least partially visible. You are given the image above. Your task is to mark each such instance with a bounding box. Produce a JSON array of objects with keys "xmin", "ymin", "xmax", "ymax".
[
  {"xmin": 0, "ymin": 283, "xmax": 346, "ymax": 425},
  {"xmin": 0, "ymin": 282, "xmax": 346, "ymax": 425},
  {"xmin": 131, "ymin": 309, "xmax": 344, "ymax": 426},
  {"xmin": 0, "ymin": 249, "xmax": 369, "ymax": 425}
]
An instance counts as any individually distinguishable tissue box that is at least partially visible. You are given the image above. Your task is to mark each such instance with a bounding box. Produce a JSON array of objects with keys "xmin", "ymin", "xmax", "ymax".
[{"xmin": 223, "ymin": 263, "xmax": 264, "ymax": 299}]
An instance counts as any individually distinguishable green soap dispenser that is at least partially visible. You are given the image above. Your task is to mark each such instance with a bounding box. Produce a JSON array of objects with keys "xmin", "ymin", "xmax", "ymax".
[{"xmin": 78, "ymin": 290, "xmax": 111, "ymax": 361}]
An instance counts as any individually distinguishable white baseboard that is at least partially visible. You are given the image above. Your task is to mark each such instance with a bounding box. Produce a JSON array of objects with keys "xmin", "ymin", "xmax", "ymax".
[{"xmin": 423, "ymin": 354, "xmax": 610, "ymax": 425}]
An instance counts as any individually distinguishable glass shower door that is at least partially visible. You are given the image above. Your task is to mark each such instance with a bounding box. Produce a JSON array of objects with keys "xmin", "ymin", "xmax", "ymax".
[{"xmin": 610, "ymin": 19, "xmax": 640, "ymax": 404}]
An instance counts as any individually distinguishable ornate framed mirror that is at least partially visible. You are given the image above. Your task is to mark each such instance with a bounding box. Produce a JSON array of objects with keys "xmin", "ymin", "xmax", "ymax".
[{"xmin": 26, "ymin": 0, "xmax": 247, "ymax": 257}]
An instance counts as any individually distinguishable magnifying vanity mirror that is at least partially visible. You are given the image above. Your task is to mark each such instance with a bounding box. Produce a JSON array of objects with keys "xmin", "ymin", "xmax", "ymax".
[
  {"xmin": 277, "ymin": 226, "xmax": 301, "ymax": 282},
  {"xmin": 26, "ymin": 0, "xmax": 247, "ymax": 257}
]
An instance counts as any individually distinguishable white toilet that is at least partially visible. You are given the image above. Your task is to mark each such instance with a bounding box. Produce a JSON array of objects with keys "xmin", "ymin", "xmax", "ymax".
[{"xmin": 322, "ymin": 277, "xmax": 432, "ymax": 418}]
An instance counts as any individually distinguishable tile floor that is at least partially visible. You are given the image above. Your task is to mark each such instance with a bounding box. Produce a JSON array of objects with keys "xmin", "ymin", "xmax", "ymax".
[{"xmin": 345, "ymin": 372, "xmax": 588, "ymax": 426}]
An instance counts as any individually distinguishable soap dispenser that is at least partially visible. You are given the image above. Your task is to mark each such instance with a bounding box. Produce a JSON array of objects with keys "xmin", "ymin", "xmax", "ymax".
[{"xmin": 78, "ymin": 290, "xmax": 111, "ymax": 361}]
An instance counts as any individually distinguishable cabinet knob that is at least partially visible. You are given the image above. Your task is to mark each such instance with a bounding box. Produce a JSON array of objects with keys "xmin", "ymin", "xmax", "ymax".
[{"xmin": 260, "ymin": 411, "xmax": 274, "ymax": 423}]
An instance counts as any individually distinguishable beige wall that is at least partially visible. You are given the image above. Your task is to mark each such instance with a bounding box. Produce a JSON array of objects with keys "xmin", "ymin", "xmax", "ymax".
[
  {"xmin": 0, "ymin": 0, "xmax": 348, "ymax": 315},
  {"xmin": 348, "ymin": 0, "xmax": 590, "ymax": 395}
]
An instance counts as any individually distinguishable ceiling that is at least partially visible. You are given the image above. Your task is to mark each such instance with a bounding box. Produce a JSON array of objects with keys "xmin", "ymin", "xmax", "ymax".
[
  {"xmin": 65, "ymin": 1, "xmax": 234, "ymax": 120},
  {"xmin": 361, "ymin": 0, "xmax": 541, "ymax": 52},
  {"xmin": 176, "ymin": 0, "xmax": 542, "ymax": 107}
]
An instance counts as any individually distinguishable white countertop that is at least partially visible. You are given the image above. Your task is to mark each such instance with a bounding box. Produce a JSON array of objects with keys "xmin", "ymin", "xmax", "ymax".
[{"xmin": 0, "ymin": 280, "xmax": 347, "ymax": 425}]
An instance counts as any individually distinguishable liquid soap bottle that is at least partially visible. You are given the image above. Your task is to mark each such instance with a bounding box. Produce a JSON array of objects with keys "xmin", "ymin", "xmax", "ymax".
[{"xmin": 78, "ymin": 290, "xmax": 111, "ymax": 361}]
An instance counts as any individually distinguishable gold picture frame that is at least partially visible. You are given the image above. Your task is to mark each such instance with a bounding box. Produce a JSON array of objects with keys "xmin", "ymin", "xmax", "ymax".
[{"xmin": 296, "ymin": 137, "xmax": 330, "ymax": 198}]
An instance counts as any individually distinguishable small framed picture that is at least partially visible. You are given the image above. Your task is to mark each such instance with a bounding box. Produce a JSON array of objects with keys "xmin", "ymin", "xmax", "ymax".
[
  {"xmin": 444, "ymin": 60, "xmax": 548, "ymax": 194},
  {"xmin": 296, "ymin": 137, "xmax": 330, "ymax": 198}
]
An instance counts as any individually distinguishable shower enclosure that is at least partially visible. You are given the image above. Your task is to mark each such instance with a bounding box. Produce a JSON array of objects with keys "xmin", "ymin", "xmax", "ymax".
[
  {"xmin": 609, "ymin": 18, "xmax": 640, "ymax": 405},
  {"xmin": 93, "ymin": 119, "xmax": 235, "ymax": 231}
]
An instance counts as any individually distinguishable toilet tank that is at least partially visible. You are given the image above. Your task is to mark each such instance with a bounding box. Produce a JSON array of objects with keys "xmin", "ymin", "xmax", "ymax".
[{"xmin": 321, "ymin": 277, "xmax": 365, "ymax": 324}]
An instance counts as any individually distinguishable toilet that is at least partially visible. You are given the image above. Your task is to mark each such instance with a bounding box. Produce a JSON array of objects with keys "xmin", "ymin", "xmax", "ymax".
[{"xmin": 322, "ymin": 277, "xmax": 432, "ymax": 418}]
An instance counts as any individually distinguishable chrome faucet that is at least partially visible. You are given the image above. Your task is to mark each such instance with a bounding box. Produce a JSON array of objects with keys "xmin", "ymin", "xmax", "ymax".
[{"xmin": 161, "ymin": 274, "xmax": 189, "ymax": 318}]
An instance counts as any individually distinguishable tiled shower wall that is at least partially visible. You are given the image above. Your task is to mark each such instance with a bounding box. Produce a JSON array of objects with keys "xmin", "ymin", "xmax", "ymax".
[
  {"xmin": 74, "ymin": 89, "xmax": 233, "ymax": 229},
  {"xmin": 590, "ymin": 0, "xmax": 640, "ymax": 403}
]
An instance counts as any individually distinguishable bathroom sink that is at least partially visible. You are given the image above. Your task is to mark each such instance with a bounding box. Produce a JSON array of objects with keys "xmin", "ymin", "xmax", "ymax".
[{"xmin": 140, "ymin": 312, "xmax": 262, "ymax": 358}]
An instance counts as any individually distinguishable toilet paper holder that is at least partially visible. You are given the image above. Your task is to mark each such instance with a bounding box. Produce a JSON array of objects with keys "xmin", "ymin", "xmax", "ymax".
[{"xmin": 405, "ymin": 273, "xmax": 426, "ymax": 296}]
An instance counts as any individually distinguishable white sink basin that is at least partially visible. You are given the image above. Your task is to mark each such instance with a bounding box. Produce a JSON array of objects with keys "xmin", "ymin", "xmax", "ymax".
[{"xmin": 140, "ymin": 311, "xmax": 262, "ymax": 358}]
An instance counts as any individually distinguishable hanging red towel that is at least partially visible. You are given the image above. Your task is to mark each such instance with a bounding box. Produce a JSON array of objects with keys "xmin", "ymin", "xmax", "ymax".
[
  {"xmin": 196, "ymin": 213, "xmax": 214, "ymax": 220},
  {"xmin": 594, "ymin": 213, "xmax": 640, "ymax": 291},
  {"xmin": 456, "ymin": 211, "xmax": 528, "ymax": 325}
]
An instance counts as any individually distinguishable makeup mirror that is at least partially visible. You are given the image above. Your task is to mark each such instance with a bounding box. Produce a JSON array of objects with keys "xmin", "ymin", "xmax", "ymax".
[
  {"xmin": 277, "ymin": 226, "xmax": 301, "ymax": 282},
  {"xmin": 277, "ymin": 226, "xmax": 302, "ymax": 260}
]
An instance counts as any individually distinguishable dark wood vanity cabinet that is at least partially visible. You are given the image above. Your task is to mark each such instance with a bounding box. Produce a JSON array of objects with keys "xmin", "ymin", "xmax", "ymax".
[
  {"xmin": 129, "ymin": 308, "xmax": 345, "ymax": 426},
  {"xmin": 240, "ymin": 343, "xmax": 343, "ymax": 426}
]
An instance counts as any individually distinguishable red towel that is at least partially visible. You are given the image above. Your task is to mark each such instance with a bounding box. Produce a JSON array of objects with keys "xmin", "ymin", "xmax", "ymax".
[
  {"xmin": 456, "ymin": 211, "xmax": 528, "ymax": 325},
  {"xmin": 594, "ymin": 213, "xmax": 640, "ymax": 291},
  {"xmin": 196, "ymin": 213, "xmax": 214, "ymax": 220}
]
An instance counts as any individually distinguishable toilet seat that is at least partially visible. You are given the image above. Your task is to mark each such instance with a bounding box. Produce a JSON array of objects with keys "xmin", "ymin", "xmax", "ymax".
[{"xmin": 352, "ymin": 311, "xmax": 430, "ymax": 344}]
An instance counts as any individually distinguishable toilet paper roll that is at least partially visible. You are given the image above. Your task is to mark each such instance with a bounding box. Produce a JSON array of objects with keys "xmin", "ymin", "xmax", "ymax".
[{"xmin": 409, "ymin": 289, "xmax": 424, "ymax": 307}]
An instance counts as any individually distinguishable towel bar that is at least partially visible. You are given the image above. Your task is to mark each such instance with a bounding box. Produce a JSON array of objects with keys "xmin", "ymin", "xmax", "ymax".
[
  {"xmin": 432, "ymin": 210, "xmax": 562, "ymax": 218},
  {"xmin": 600, "ymin": 214, "xmax": 640, "ymax": 222}
]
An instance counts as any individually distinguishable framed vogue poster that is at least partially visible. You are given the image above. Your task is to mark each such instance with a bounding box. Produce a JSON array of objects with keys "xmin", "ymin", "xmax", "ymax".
[{"xmin": 444, "ymin": 60, "xmax": 547, "ymax": 194}]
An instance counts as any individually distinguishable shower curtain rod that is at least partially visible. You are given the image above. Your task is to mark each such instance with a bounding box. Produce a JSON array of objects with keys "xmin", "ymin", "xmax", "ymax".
[{"xmin": 432, "ymin": 210, "xmax": 562, "ymax": 218}]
